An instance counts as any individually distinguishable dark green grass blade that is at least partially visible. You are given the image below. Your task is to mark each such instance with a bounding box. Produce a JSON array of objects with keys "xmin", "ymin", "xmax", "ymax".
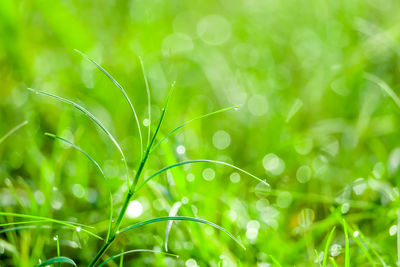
[
  {"xmin": 45, "ymin": 133, "xmax": 105, "ymax": 177},
  {"xmin": 341, "ymin": 219, "xmax": 350, "ymax": 267},
  {"xmin": 139, "ymin": 56, "xmax": 151, "ymax": 148},
  {"xmin": 322, "ymin": 226, "xmax": 336, "ymax": 267},
  {"xmin": 119, "ymin": 216, "xmax": 245, "ymax": 250},
  {"xmin": 132, "ymin": 82, "xmax": 175, "ymax": 189},
  {"xmin": 0, "ymin": 212, "xmax": 102, "ymax": 240},
  {"xmin": 164, "ymin": 202, "xmax": 182, "ymax": 252},
  {"xmin": 98, "ymin": 249, "xmax": 178, "ymax": 267},
  {"xmin": 27, "ymin": 88, "xmax": 130, "ymax": 188},
  {"xmin": 0, "ymin": 120, "xmax": 28, "ymax": 144},
  {"xmin": 150, "ymin": 105, "xmax": 240, "ymax": 154},
  {"xmin": 37, "ymin": 256, "xmax": 76, "ymax": 267},
  {"xmin": 45, "ymin": 133, "xmax": 113, "ymax": 241},
  {"xmin": 74, "ymin": 49, "xmax": 143, "ymax": 157},
  {"xmin": 136, "ymin": 159, "xmax": 270, "ymax": 191}
]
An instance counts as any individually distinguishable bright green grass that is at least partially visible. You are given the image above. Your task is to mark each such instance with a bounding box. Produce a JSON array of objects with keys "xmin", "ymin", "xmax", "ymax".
[{"xmin": 2, "ymin": 0, "xmax": 400, "ymax": 266}]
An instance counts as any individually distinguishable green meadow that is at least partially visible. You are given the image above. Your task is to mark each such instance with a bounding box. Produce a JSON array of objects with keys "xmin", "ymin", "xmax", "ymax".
[{"xmin": 1, "ymin": 0, "xmax": 400, "ymax": 266}]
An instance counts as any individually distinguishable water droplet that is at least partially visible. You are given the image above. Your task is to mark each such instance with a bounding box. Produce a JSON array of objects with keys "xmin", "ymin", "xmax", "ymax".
[
  {"xmin": 185, "ymin": 258, "xmax": 198, "ymax": 267},
  {"xmin": 181, "ymin": 197, "xmax": 188, "ymax": 204},
  {"xmin": 330, "ymin": 244, "xmax": 342, "ymax": 257},
  {"xmin": 143, "ymin": 118, "xmax": 150, "ymax": 127},
  {"xmin": 353, "ymin": 231, "xmax": 359, "ymax": 237},
  {"xmin": 76, "ymin": 227, "xmax": 81, "ymax": 232},
  {"xmin": 53, "ymin": 235, "xmax": 58, "ymax": 241},
  {"xmin": 341, "ymin": 203, "xmax": 350, "ymax": 214}
]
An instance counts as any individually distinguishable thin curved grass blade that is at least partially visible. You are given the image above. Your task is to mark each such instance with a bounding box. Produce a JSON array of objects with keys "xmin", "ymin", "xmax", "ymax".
[
  {"xmin": 322, "ymin": 226, "xmax": 336, "ymax": 267},
  {"xmin": 27, "ymin": 88, "xmax": 130, "ymax": 188},
  {"xmin": 74, "ymin": 49, "xmax": 143, "ymax": 157},
  {"xmin": 164, "ymin": 201, "xmax": 182, "ymax": 252},
  {"xmin": 136, "ymin": 159, "xmax": 270, "ymax": 191},
  {"xmin": 139, "ymin": 56, "xmax": 151, "ymax": 148},
  {"xmin": 119, "ymin": 216, "xmax": 245, "ymax": 250},
  {"xmin": 98, "ymin": 249, "xmax": 178, "ymax": 267},
  {"xmin": 37, "ymin": 256, "xmax": 76, "ymax": 267},
  {"xmin": 150, "ymin": 105, "xmax": 240, "ymax": 154},
  {"xmin": 0, "ymin": 220, "xmax": 44, "ymax": 227},
  {"xmin": 0, "ymin": 120, "xmax": 28, "ymax": 144},
  {"xmin": 45, "ymin": 133, "xmax": 105, "ymax": 177},
  {"xmin": 44, "ymin": 132, "xmax": 113, "ymax": 242},
  {"xmin": 0, "ymin": 212, "xmax": 102, "ymax": 240},
  {"xmin": 364, "ymin": 73, "xmax": 400, "ymax": 108}
]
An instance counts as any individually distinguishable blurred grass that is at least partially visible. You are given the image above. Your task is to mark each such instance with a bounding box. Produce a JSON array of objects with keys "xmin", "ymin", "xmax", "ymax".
[{"xmin": 1, "ymin": 0, "xmax": 400, "ymax": 266}]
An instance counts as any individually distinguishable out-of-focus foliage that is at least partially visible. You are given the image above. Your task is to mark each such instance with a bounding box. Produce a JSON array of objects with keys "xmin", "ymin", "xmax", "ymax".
[{"xmin": 1, "ymin": 0, "xmax": 400, "ymax": 266}]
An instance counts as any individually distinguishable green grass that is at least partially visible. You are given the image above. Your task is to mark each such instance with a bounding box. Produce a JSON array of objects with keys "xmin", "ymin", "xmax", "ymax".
[{"xmin": 2, "ymin": 0, "xmax": 400, "ymax": 266}]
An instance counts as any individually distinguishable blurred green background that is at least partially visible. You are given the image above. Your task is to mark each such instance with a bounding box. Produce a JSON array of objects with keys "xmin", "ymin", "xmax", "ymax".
[{"xmin": 2, "ymin": 0, "xmax": 400, "ymax": 266}]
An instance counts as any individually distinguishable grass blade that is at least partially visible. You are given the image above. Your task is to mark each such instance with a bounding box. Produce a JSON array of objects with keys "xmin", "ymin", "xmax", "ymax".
[
  {"xmin": 119, "ymin": 216, "xmax": 245, "ymax": 250},
  {"xmin": 98, "ymin": 249, "xmax": 178, "ymax": 267},
  {"xmin": 27, "ymin": 88, "xmax": 130, "ymax": 188},
  {"xmin": 136, "ymin": 159, "xmax": 270, "ymax": 191},
  {"xmin": 44, "ymin": 132, "xmax": 114, "ymax": 242},
  {"xmin": 150, "ymin": 105, "xmax": 240, "ymax": 154},
  {"xmin": 139, "ymin": 56, "xmax": 151, "ymax": 148},
  {"xmin": 329, "ymin": 257, "xmax": 338, "ymax": 267},
  {"xmin": 37, "ymin": 256, "xmax": 76, "ymax": 267},
  {"xmin": 132, "ymin": 81, "xmax": 175, "ymax": 190},
  {"xmin": 0, "ymin": 212, "xmax": 102, "ymax": 240},
  {"xmin": 269, "ymin": 255, "xmax": 282, "ymax": 267},
  {"xmin": 164, "ymin": 201, "xmax": 182, "ymax": 252},
  {"xmin": 364, "ymin": 73, "xmax": 400, "ymax": 108},
  {"xmin": 343, "ymin": 219, "xmax": 376, "ymax": 267},
  {"xmin": 341, "ymin": 219, "xmax": 350, "ymax": 267},
  {"xmin": 74, "ymin": 49, "xmax": 143, "ymax": 158},
  {"xmin": 0, "ymin": 120, "xmax": 28, "ymax": 144},
  {"xmin": 322, "ymin": 226, "xmax": 336, "ymax": 267}
]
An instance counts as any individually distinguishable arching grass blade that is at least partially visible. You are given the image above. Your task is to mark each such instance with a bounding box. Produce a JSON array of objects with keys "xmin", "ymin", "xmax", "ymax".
[
  {"xmin": 0, "ymin": 212, "xmax": 102, "ymax": 240},
  {"xmin": 37, "ymin": 256, "xmax": 76, "ymax": 267},
  {"xmin": 364, "ymin": 73, "xmax": 400, "ymax": 109},
  {"xmin": 74, "ymin": 49, "xmax": 143, "ymax": 158},
  {"xmin": 118, "ymin": 216, "xmax": 245, "ymax": 250},
  {"xmin": 27, "ymin": 88, "xmax": 130, "ymax": 188},
  {"xmin": 44, "ymin": 132, "xmax": 114, "ymax": 242},
  {"xmin": 139, "ymin": 56, "xmax": 151, "ymax": 148},
  {"xmin": 164, "ymin": 201, "xmax": 182, "ymax": 252},
  {"xmin": 98, "ymin": 249, "xmax": 178, "ymax": 267},
  {"xmin": 150, "ymin": 105, "xmax": 240, "ymax": 154},
  {"xmin": 136, "ymin": 159, "xmax": 269, "ymax": 191},
  {"xmin": 0, "ymin": 120, "xmax": 28, "ymax": 144}
]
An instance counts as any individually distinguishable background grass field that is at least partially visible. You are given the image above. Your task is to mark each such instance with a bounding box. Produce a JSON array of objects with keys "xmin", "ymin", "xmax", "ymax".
[{"xmin": 1, "ymin": 0, "xmax": 400, "ymax": 266}]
